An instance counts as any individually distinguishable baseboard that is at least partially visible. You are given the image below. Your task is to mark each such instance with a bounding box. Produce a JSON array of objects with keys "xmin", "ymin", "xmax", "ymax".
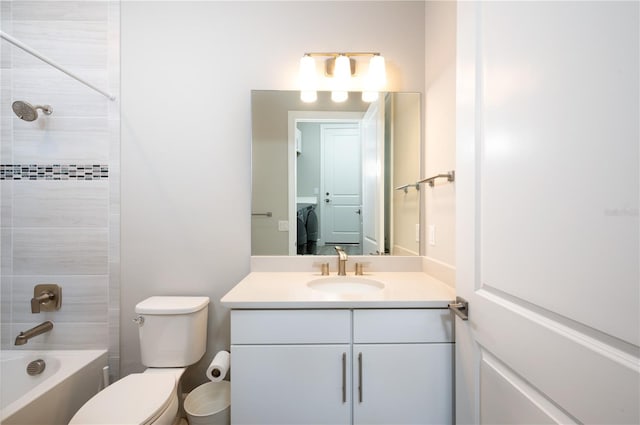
[{"xmin": 392, "ymin": 245, "xmax": 419, "ymax": 256}]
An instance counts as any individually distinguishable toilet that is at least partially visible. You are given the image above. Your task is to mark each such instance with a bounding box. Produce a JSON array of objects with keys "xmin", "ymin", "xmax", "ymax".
[{"xmin": 69, "ymin": 296, "xmax": 210, "ymax": 425}]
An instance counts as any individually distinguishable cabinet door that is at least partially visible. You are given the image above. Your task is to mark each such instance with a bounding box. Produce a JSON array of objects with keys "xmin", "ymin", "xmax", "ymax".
[
  {"xmin": 231, "ymin": 344, "xmax": 351, "ymax": 425},
  {"xmin": 353, "ymin": 344, "xmax": 452, "ymax": 425}
]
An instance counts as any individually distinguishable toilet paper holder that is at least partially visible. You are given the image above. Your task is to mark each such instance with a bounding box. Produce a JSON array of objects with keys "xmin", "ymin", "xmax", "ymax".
[{"xmin": 206, "ymin": 350, "xmax": 230, "ymax": 382}]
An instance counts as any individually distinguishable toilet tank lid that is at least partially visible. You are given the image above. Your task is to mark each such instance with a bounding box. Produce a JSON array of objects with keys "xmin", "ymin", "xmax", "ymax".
[{"xmin": 136, "ymin": 296, "xmax": 210, "ymax": 315}]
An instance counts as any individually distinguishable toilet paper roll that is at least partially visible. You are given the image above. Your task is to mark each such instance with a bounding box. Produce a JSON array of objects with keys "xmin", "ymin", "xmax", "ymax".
[{"xmin": 206, "ymin": 350, "xmax": 230, "ymax": 382}]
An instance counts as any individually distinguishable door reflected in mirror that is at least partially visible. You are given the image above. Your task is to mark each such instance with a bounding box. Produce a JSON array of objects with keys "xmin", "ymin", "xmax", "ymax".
[{"xmin": 251, "ymin": 90, "xmax": 421, "ymax": 256}]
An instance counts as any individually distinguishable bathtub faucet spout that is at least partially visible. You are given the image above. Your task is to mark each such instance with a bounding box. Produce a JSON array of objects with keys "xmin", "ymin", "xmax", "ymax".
[{"xmin": 14, "ymin": 321, "xmax": 53, "ymax": 345}]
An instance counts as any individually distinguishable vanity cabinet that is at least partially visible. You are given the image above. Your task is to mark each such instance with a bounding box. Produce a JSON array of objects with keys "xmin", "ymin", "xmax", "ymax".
[
  {"xmin": 231, "ymin": 310, "xmax": 351, "ymax": 425},
  {"xmin": 351, "ymin": 309, "xmax": 453, "ymax": 425},
  {"xmin": 230, "ymin": 308, "xmax": 453, "ymax": 425}
]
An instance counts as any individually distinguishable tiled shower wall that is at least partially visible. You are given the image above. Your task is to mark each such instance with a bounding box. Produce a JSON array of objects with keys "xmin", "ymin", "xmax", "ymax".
[{"xmin": 0, "ymin": 1, "xmax": 120, "ymax": 378}]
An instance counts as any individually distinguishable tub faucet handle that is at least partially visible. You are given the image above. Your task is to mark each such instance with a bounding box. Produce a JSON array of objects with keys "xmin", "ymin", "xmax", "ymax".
[
  {"xmin": 31, "ymin": 292, "xmax": 53, "ymax": 313},
  {"xmin": 31, "ymin": 284, "xmax": 61, "ymax": 313}
]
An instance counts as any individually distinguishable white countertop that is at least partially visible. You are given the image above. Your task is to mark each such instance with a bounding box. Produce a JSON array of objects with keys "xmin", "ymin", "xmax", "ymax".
[{"xmin": 220, "ymin": 271, "xmax": 456, "ymax": 309}]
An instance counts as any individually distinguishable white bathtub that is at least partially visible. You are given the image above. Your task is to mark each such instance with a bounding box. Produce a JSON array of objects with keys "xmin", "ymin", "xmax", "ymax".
[{"xmin": 0, "ymin": 349, "xmax": 108, "ymax": 425}]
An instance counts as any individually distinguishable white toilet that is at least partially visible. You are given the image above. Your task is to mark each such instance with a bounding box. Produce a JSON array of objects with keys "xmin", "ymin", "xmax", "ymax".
[{"xmin": 69, "ymin": 296, "xmax": 210, "ymax": 425}]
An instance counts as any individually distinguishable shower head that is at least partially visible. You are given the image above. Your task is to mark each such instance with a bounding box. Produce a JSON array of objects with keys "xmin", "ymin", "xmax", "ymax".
[{"xmin": 11, "ymin": 100, "xmax": 52, "ymax": 122}]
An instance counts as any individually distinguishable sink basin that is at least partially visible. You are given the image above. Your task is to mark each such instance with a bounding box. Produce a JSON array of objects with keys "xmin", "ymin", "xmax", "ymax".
[{"xmin": 307, "ymin": 277, "xmax": 385, "ymax": 294}]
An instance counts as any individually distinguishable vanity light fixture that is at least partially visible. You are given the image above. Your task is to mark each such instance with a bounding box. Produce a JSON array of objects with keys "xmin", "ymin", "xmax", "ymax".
[{"xmin": 298, "ymin": 52, "xmax": 386, "ymax": 103}]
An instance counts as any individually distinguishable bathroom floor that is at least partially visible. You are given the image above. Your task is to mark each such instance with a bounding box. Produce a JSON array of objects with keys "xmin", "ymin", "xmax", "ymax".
[{"xmin": 317, "ymin": 243, "xmax": 362, "ymax": 255}]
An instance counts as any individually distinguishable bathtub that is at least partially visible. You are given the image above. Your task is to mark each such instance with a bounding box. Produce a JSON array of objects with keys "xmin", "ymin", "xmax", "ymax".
[{"xmin": 0, "ymin": 349, "xmax": 108, "ymax": 425}]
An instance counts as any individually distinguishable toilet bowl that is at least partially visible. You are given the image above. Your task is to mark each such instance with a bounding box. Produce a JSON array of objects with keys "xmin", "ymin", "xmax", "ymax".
[
  {"xmin": 69, "ymin": 369, "xmax": 184, "ymax": 425},
  {"xmin": 69, "ymin": 296, "xmax": 209, "ymax": 425}
]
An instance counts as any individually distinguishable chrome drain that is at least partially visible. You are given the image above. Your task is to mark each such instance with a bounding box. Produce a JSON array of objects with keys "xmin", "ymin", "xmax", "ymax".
[{"xmin": 26, "ymin": 359, "xmax": 46, "ymax": 376}]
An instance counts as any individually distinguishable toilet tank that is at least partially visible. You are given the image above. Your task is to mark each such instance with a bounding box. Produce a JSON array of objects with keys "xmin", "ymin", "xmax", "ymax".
[{"xmin": 135, "ymin": 296, "xmax": 210, "ymax": 367}]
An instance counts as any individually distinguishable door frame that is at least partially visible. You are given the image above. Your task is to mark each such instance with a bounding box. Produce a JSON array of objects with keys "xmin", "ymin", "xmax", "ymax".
[{"xmin": 288, "ymin": 111, "xmax": 364, "ymax": 255}]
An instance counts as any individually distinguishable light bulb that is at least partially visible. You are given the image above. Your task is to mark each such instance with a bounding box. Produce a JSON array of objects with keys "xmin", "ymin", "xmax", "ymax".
[
  {"xmin": 299, "ymin": 54, "xmax": 317, "ymax": 103},
  {"xmin": 331, "ymin": 55, "xmax": 351, "ymax": 103},
  {"xmin": 361, "ymin": 91, "xmax": 379, "ymax": 102},
  {"xmin": 331, "ymin": 90, "xmax": 348, "ymax": 103},
  {"xmin": 333, "ymin": 55, "xmax": 351, "ymax": 82},
  {"xmin": 362, "ymin": 54, "xmax": 386, "ymax": 102},
  {"xmin": 301, "ymin": 90, "xmax": 317, "ymax": 103},
  {"xmin": 368, "ymin": 55, "xmax": 386, "ymax": 87}
]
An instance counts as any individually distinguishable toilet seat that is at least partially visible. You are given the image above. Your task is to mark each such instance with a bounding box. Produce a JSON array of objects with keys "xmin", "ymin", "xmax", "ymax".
[{"xmin": 69, "ymin": 373, "xmax": 177, "ymax": 425}]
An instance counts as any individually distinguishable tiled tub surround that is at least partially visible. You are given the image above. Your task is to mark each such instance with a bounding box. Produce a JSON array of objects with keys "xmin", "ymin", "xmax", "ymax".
[{"xmin": 0, "ymin": 1, "xmax": 120, "ymax": 380}]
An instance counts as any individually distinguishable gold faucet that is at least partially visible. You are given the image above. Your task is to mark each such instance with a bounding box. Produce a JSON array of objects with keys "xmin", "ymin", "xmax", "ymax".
[
  {"xmin": 335, "ymin": 246, "xmax": 348, "ymax": 276},
  {"xmin": 15, "ymin": 321, "xmax": 54, "ymax": 346}
]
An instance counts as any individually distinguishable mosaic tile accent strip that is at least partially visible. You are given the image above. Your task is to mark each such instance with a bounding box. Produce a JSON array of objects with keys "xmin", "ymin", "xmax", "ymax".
[{"xmin": 0, "ymin": 164, "xmax": 109, "ymax": 180}]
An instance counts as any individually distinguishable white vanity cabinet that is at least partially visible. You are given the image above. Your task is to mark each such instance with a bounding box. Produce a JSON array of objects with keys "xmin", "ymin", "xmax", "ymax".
[
  {"xmin": 230, "ymin": 308, "xmax": 453, "ymax": 425},
  {"xmin": 230, "ymin": 310, "xmax": 351, "ymax": 425},
  {"xmin": 352, "ymin": 309, "xmax": 453, "ymax": 424}
]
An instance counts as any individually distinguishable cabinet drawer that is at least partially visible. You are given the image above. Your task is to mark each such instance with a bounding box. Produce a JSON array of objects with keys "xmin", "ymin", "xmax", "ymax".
[
  {"xmin": 353, "ymin": 309, "xmax": 453, "ymax": 343},
  {"xmin": 231, "ymin": 309, "xmax": 351, "ymax": 344}
]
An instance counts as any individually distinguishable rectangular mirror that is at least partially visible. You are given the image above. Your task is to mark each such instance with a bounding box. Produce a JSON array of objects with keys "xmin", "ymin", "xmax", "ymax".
[{"xmin": 251, "ymin": 90, "xmax": 421, "ymax": 256}]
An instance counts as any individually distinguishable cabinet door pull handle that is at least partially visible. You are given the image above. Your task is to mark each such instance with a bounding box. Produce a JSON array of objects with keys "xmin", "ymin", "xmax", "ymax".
[
  {"xmin": 358, "ymin": 352, "xmax": 363, "ymax": 403},
  {"xmin": 342, "ymin": 352, "xmax": 347, "ymax": 403}
]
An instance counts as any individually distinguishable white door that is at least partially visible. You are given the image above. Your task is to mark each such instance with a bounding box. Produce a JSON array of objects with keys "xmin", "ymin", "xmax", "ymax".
[
  {"xmin": 361, "ymin": 100, "xmax": 385, "ymax": 254},
  {"xmin": 321, "ymin": 124, "xmax": 362, "ymax": 244},
  {"xmin": 456, "ymin": 2, "xmax": 639, "ymax": 424}
]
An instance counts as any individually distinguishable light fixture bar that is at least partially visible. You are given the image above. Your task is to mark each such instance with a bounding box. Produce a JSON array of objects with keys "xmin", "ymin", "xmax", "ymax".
[
  {"xmin": 303, "ymin": 52, "xmax": 381, "ymax": 58},
  {"xmin": 298, "ymin": 51, "xmax": 386, "ymax": 103}
]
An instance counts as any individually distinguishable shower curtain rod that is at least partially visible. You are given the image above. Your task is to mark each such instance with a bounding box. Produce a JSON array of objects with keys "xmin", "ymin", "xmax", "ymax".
[{"xmin": 0, "ymin": 30, "xmax": 116, "ymax": 101}]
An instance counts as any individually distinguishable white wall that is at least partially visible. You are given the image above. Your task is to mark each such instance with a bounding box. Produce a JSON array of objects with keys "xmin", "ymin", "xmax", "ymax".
[
  {"xmin": 121, "ymin": 1, "xmax": 425, "ymax": 387},
  {"xmin": 423, "ymin": 0, "xmax": 456, "ymax": 286}
]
